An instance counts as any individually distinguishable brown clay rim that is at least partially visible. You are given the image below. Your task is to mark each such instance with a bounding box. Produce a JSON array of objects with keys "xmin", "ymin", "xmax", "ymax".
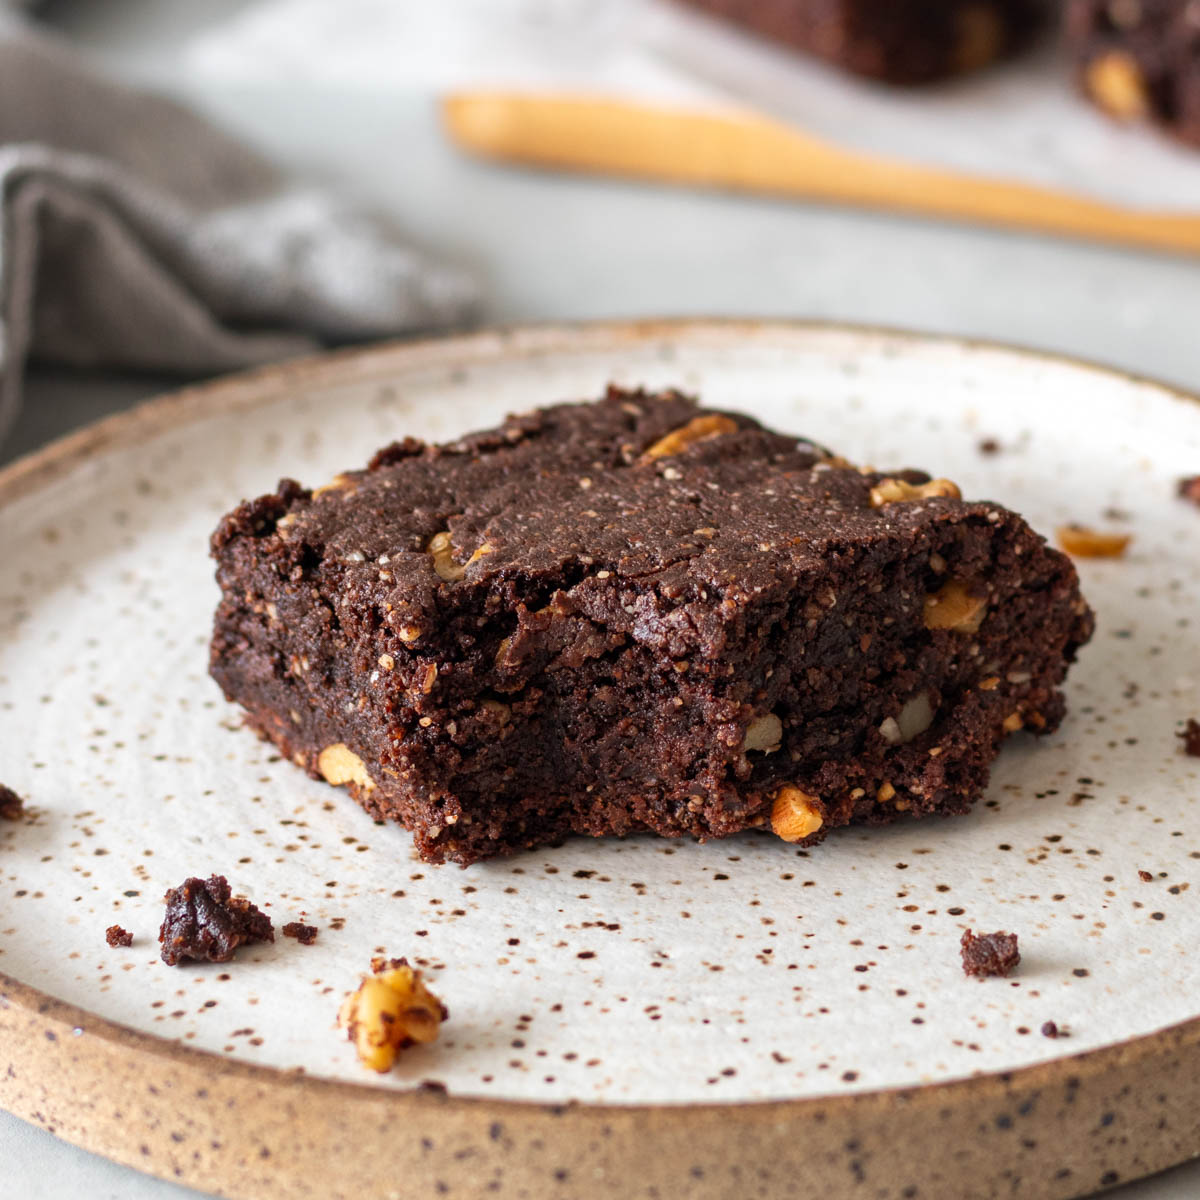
[{"xmin": 2, "ymin": 317, "xmax": 1199, "ymax": 1200}]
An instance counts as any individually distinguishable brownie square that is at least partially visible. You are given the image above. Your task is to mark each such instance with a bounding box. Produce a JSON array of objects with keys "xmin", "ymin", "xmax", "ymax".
[
  {"xmin": 675, "ymin": 0, "xmax": 1046, "ymax": 84},
  {"xmin": 210, "ymin": 388, "xmax": 1093, "ymax": 865},
  {"xmin": 1067, "ymin": 0, "xmax": 1200, "ymax": 147}
]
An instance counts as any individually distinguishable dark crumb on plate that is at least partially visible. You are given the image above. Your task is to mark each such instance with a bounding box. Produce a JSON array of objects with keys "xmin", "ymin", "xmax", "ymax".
[
  {"xmin": 105, "ymin": 924, "xmax": 133, "ymax": 948},
  {"xmin": 1179, "ymin": 719, "xmax": 1200, "ymax": 757},
  {"xmin": 978, "ymin": 438, "xmax": 1001, "ymax": 455},
  {"xmin": 282, "ymin": 921, "xmax": 318, "ymax": 945},
  {"xmin": 1138, "ymin": 869, "xmax": 1153, "ymax": 883},
  {"xmin": 960, "ymin": 929, "xmax": 1020, "ymax": 978},
  {"xmin": 0, "ymin": 784, "xmax": 24, "ymax": 821},
  {"xmin": 1178, "ymin": 476, "xmax": 1200, "ymax": 506},
  {"xmin": 1041, "ymin": 1020, "xmax": 1069, "ymax": 1039},
  {"xmin": 158, "ymin": 874, "xmax": 274, "ymax": 966},
  {"xmin": 417, "ymin": 1079, "xmax": 448, "ymax": 1093}
]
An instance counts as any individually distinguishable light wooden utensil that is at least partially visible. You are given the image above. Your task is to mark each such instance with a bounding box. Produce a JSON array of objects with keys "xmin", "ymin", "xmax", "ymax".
[{"xmin": 443, "ymin": 91, "xmax": 1200, "ymax": 256}]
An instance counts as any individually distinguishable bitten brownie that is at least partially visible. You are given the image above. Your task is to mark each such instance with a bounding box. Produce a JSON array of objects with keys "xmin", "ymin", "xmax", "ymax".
[
  {"xmin": 1067, "ymin": 0, "xmax": 1200, "ymax": 146},
  {"xmin": 676, "ymin": 0, "xmax": 1044, "ymax": 84},
  {"xmin": 209, "ymin": 388, "xmax": 1093, "ymax": 866}
]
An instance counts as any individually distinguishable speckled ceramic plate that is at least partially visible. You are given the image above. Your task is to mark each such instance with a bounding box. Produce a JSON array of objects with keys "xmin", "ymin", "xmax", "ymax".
[{"xmin": 2, "ymin": 321, "xmax": 1199, "ymax": 1200}]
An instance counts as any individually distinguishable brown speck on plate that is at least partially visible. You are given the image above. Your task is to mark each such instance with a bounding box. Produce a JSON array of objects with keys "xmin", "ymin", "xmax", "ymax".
[
  {"xmin": 1179, "ymin": 719, "xmax": 1200, "ymax": 758},
  {"xmin": 1138, "ymin": 870, "xmax": 1154, "ymax": 883},
  {"xmin": 960, "ymin": 929, "xmax": 1020, "ymax": 979},
  {"xmin": 158, "ymin": 875, "xmax": 274, "ymax": 966},
  {"xmin": 0, "ymin": 783, "xmax": 24, "ymax": 821},
  {"xmin": 105, "ymin": 924, "xmax": 133, "ymax": 948},
  {"xmin": 978, "ymin": 437, "xmax": 1001, "ymax": 455},
  {"xmin": 282, "ymin": 921, "xmax": 318, "ymax": 945},
  {"xmin": 1041, "ymin": 1021, "xmax": 1069, "ymax": 1039}
]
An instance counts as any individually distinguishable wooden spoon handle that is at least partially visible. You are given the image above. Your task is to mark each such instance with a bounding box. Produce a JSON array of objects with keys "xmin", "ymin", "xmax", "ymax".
[{"xmin": 443, "ymin": 90, "xmax": 1200, "ymax": 257}]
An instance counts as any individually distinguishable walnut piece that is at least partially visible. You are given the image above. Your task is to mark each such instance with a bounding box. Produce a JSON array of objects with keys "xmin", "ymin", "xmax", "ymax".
[
  {"xmin": 640, "ymin": 414, "xmax": 737, "ymax": 462},
  {"xmin": 870, "ymin": 477, "xmax": 961, "ymax": 507},
  {"xmin": 318, "ymin": 743, "xmax": 375, "ymax": 791},
  {"xmin": 1085, "ymin": 51, "xmax": 1150, "ymax": 120},
  {"xmin": 770, "ymin": 786, "xmax": 824, "ymax": 842},
  {"xmin": 338, "ymin": 958, "xmax": 447, "ymax": 1073},
  {"xmin": 428, "ymin": 531, "xmax": 494, "ymax": 582},
  {"xmin": 1056, "ymin": 526, "xmax": 1131, "ymax": 558},
  {"xmin": 881, "ymin": 692, "xmax": 934, "ymax": 744},
  {"xmin": 923, "ymin": 580, "xmax": 987, "ymax": 633},
  {"xmin": 743, "ymin": 712, "xmax": 783, "ymax": 754}
]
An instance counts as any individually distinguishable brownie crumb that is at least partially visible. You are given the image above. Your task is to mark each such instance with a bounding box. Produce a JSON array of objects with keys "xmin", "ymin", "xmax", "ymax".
[
  {"xmin": 0, "ymin": 784, "xmax": 24, "ymax": 821},
  {"xmin": 158, "ymin": 874, "xmax": 274, "ymax": 966},
  {"xmin": 282, "ymin": 921, "xmax": 318, "ymax": 945},
  {"xmin": 105, "ymin": 925, "xmax": 133, "ymax": 948},
  {"xmin": 1179, "ymin": 719, "xmax": 1200, "ymax": 758},
  {"xmin": 417, "ymin": 1079, "xmax": 448, "ymax": 1094},
  {"xmin": 978, "ymin": 438, "xmax": 1001, "ymax": 455},
  {"xmin": 1178, "ymin": 476, "xmax": 1200, "ymax": 506},
  {"xmin": 960, "ymin": 929, "xmax": 1021, "ymax": 978},
  {"xmin": 1138, "ymin": 869, "xmax": 1154, "ymax": 883},
  {"xmin": 1041, "ymin": 1020, "xmax": 1068, "ymax": 1039}
]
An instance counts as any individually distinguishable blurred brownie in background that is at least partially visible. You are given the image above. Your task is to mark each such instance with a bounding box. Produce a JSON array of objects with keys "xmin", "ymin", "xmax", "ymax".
[
  {"xmin": 1067, "ymin": 0, "xmax": 1200, "ymax": 145},
  {"xmin": 676, "ymin": 0, "xmax": 1046, "ymax": 84}
]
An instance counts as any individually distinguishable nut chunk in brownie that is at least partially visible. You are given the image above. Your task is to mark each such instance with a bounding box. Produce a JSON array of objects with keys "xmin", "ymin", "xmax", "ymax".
[
  {"xmin": 158, "ymin": 875, "xmax": 274, "ymax": 965},
  {"xmin": 676, "ymin": 0, "xmax": 1044, "ymax": 84},
  {"xmin": 1067, "ymin": 0, "xmax": 1200, "ymax": 147},
  {"xmin": 209, "ymin": 387, "xmax": 1093, "ymax": 866}
]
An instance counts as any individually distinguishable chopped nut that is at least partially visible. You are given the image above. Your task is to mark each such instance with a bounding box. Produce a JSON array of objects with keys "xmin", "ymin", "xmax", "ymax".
[
  {"xmin": 870, "ymin": 477, "xmax": 961, "ymax": 507},
  {"xmin": 960, "ymin": 929, "xmax": 1020, "ymax": 978},
  {"xmin": 1056, "ymin": 526, "xmax": 1131, "ymax": 558},
  {"xmin": 480, "ymin": 698, "xmax": 511, "ymax": 725},
  {"xmin": 770, "ymin": 786, "xmax": 824, "ymax": 842},
  {"xmin": 378, "ymin": 654, "xmax": 395, "ymax": 671},
  {"xmin": 397, "ymin": 624, "xmax": 422, "ymax": 644},
  {"xmin": 313, "ymin": 473, "xmax": 357, "ymax": 498},
  {"xmin": 879, "ymin": 716, "xmax": 902, "ymax": 745},
  {"xmin": 877, "ymin": 781, "xmax": 896, "ymax": 803},
  {"xmin": 1085, "ymin": 51, "xmax": 1150, "ymax": 120},
  {"xmin": 743, "ymin": 712, "xmax": 783, "ymax": 754},
  {"xmin": 318, "ymin": 743, "xmax": 376, "ymax": 792},
  {"xmin": 1002, "ymin": 711, "xmax": 1024, "ymax": 733},
  {"xmin": 923, "ymin": 580, "xmax": 987, "ymax": 633},
  {"xmin": 892, "ymin": 692, "xmax": 934, "ymax": 743},
  {"xmin": 428, "ymin": 531, "xmax": 493, "ymax": 581},
  {"xmin": 640, "ymin": 414, "xmax": 737, "ymax": 462},
  {"xmin": 338, "ymin": 958, "xmax": 447, "ymax": 1073},
  {"xmin": 954, "ymin": 3, "xmax": 1003, "ymax": 72}
]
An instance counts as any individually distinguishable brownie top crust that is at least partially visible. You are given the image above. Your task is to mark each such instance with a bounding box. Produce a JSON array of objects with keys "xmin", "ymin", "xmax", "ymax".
[{"xmin": 213, "ymin": 387, "xmax": 1022, "ymax": 662}]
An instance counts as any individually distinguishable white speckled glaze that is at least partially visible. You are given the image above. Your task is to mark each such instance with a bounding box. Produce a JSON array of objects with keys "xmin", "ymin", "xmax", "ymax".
[{"xmin": 1, "ymin": 322, "xmax": 1198, "ymax": 1106}]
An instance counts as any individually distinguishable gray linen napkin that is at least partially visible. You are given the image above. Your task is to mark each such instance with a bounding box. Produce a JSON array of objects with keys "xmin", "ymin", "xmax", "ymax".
[{"xmin": 0, "ymin": 12, "xmax": 480, "ymax": 446}]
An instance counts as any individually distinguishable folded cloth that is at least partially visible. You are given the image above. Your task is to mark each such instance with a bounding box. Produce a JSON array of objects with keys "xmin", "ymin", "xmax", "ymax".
[{"xmin": 0, "ymin": 12, "xmax": 480, "ymax": 446}]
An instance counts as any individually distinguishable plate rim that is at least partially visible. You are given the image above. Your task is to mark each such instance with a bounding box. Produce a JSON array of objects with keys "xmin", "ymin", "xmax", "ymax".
[{"xmin": 3, "ymin": 316, "xmax": 1199, "ymax": 1200}]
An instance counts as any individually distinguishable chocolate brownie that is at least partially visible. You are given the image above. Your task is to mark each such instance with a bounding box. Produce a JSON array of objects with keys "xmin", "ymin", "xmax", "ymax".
[
  {"xmin": 676, "ymin": 0, "xmax": 1045, "ymax": 84},
  {"xmin": 1180, "ymin": 718, "xmax": 1200, "ymax": 757},
  {"xmin": 0, "ymin": 784, "xmax": 24, "ymax": 820},
  {"xmin": 209, "ymin": 387, "xmax": 1093, "ymax": 866},
  {"xmin": 1067, "ymin": 0, "xmax": 1200, "ymax": 146},
  {"xmin": 159, "ymin": 875, "xmax": 274, "ymax": 965},
  {"xmin": 960, "ymin": 928, "xmax": 1020, "ymax": 977}
]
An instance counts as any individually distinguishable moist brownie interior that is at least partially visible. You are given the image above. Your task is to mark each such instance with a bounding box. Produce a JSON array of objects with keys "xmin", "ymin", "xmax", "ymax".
[{"xmin": 210, "ymin": 388, "xmax": 1093, "ymax": 865}]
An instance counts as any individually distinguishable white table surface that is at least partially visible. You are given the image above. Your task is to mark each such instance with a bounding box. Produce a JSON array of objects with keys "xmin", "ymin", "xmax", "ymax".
[{"xmin": 7, "ymin": 2, "xmax": 1200, "ymax": 1195}]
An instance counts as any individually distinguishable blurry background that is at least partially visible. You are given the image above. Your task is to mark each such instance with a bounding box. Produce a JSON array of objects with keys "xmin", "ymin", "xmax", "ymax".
[{"xmin": 4, "ymin": 1, "xmax": 1200, "ymax": 1196}]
